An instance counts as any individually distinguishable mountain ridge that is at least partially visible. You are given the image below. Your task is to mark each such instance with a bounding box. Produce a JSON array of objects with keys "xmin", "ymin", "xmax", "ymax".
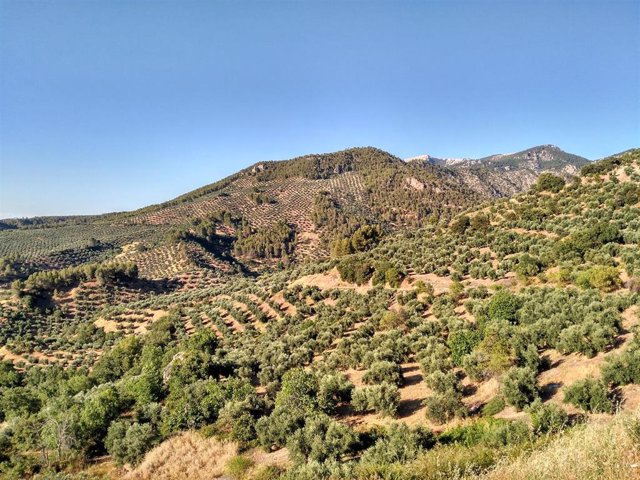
[
  {"xmin": 0, "ymin": 145, "xmax": 621, "ymax": 278},
  {"xmin": 3, "ymin": 144, "xmax": 592, "ymax": 225}
]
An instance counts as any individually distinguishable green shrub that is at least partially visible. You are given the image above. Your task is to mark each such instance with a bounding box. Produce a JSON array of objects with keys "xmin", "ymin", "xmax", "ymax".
[
  {"xmin": 501, "ymin": 367, "xmax": 539, "ymax": 410},
  {"xmin": 601, "ymin": 338, "xmax": 640, "ymax": 385},
  {"xmin": 440, "ymin": 419, "xmax": 530, "ymax": 448},
  {"xmin": 287, "ymin": 414, "xmax": 357, "ymax": 463},
  {"xmin": 255, "ymin": 407, "xmax": 306, "ymax": 451},
  {"xmin": 557, "ymin": 320, "xmax": 617, "ymax": 357},
  {"xmin": 351, "ymin": 382, "xmax": 400, "ymax": 417},
  {"xmin": 337, "ymin": 258, "xmax": 374, "ymax": 285},
  {"xmin": 275, "ymin": 368, "xmax": 319, "ymax": 412},
  {"xmin": 528, "ymin": 399, "xmax": 568, "ymax": 434},
  {"xmin": 105, "ymin": 421, "xmax": 157, "ymax": 466},
  {"xmin": 563, "ymin": 378, "xmax": 613, "ymax": 413},
  {"xmin": 424, "ymin": 370, "xmax": 459, "ymax": 395},
  {"xmin": 360, "ymin": 423, "xmax": 434, "ymax": 464},
  {"xmin": 487, "ymin": 290, "xmax": 521, "ymax": 324},
  {"xmin": 419, "ymin": 343, "xmax": 453, "ymax": 376},
  {"xmin": 575, "ymin": 266, "xmax": 621, "ymax": 292},
  {"xmin": 424, "ymin": 391, "xmax": 467, "ymax": 424},
  {"xmin": 317, "ymin": 373, "xmax": 353, "ymax": 414},
  {"xmin": 534, "ymin": 173, "xmax": 565, "ymax": 193},
  {"xmin": 447, "ymin": 329, "xmax": 481, "ymax": 366},
  {"xmin": 363, "ymin": 361, "xmax": 403, "ymax": 386},
  {"xmin": 215, "ymin": 400, "xmax": 259, "ymax": 445},
  {"xmin": 515, "ymin": 254, "xmax": 543, "ymax": 278},
  {"xmin": 482, "ymin": 396, "xmax": 506, "ymax": 417}
]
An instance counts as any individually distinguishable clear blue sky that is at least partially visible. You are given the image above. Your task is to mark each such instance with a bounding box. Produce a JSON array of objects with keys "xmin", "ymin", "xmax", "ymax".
[{"xmin": 1, "ymin": 0, "xmax": 638, "ymax": 218}]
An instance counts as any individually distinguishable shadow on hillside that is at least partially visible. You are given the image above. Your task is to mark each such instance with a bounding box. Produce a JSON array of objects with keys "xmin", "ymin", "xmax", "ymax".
[
  {"xmin": 397, "ymin": 398, "xmax": 424, "ymax": 418},
  {"xmin": 403, "ymin": 372, "xmax": 423, "ymax": 387},
  {"xmin": 540, "ymin": 381, "xmax": 563, "ymax": 401},
  {"xmin": 130, "ymin": 277, "xmax": 183, "ymax": 294}
]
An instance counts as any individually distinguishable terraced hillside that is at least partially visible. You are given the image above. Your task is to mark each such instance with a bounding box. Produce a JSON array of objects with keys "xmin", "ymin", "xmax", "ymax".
[
  {"xmin": 0, "ymin": 146, "xmax": 588, "ymax": 280},
  {"xmin": 0, "ymin": 149, "xmax": 638, "ymax": 480},
  {"xmin": 121, "ymin": 147, "xmax": 487, "ymax": 261}
]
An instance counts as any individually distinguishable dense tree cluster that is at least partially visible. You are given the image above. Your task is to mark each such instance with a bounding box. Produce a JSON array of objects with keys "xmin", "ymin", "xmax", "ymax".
[{"xmin": 234, "ymin": 221, "xmax": 295, "ymax": 260}]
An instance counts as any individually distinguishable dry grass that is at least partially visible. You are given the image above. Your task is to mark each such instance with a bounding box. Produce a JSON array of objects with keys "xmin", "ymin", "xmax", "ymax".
[
  {"xmin": 481, "ymin": 411, "xmax": 640, "ymax": 480},
  {"xmin": 124, "ymin": 432, "xmax": 237, "ymax": 480}
]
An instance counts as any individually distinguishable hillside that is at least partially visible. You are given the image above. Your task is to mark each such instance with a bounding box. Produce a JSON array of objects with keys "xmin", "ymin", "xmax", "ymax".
[
  {"xmin": 0, "ymin": 146, "xmax": 485, "ymax": 279},
  {"xmin": 0, "ymin": 148, "xmax": 639, "ymax": 480},
  {"xmin": 409, "ymin": 145, "xmax": 589, "ymax": 197},
  {"xmin": 121, "ymin": 147, "xmax": 489, "ymax": 263},
  {"xmin": 0, "ymin": 146, "xmax": 586, "ymax": 281}
]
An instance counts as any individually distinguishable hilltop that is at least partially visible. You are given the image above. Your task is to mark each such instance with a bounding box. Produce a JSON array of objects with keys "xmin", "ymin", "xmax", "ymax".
[{"xmin": 0, "ymin": 147, "xmax": 639, "ymax": 480}]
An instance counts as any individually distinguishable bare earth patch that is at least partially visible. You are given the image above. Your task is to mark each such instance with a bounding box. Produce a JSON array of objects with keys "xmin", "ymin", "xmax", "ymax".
[{"xmin": 293, "ymin": 267, "xmax": 372, "ymax": 294}]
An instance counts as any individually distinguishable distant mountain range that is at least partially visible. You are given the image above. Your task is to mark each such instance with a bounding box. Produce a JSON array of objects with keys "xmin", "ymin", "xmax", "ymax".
[{"xmin": 406, "ymin": 145, "xmax": 590, "ymax": 197}]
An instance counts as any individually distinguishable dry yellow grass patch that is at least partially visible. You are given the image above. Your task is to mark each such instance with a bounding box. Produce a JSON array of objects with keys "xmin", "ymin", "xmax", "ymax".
[
  {"xmin": 94, "ymin": 317, "xmax": 119, "ymax": 333},
  {"xmin": 124, "ymin": 432, "xmax": 237, "ymax": 480},
  {"xmin": 482, "ymin": 412, "xmax": 640, "ymax": 480},
  {"xmin": 293, "ymin": 267, "xmax": 372, "ymax": 294}
]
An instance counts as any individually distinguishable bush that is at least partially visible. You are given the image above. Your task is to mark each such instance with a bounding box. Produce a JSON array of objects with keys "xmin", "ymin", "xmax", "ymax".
[
  {"xmin": 255, "ymin": 406, "xmax": 306, "ymax": 451},
  {"xmin": 515, "ymin": 254, "xmax": 543, "ymax": 278},
  {"xmin": 162, "ymin": 379, "xmax": 252, "ymax": 434},
  {"xmin": 451, "ymin": 216, "xmax": 471, "ymax": 234},
  {"xmin": 424, "ymin": 391, "xmax": 466, "ymax": 424},
  {"xmin": 215, "ymin": 400, "xmax": 259, "ymax": 445},
  {"xmin": 439, "ymin": 418, "xmax": 530, "ymax": 448},
  {"xmin": 534, "ymin": 173, "xmax": 565, "ymax": 193},
  {"xmin": 362, "ymin": 361, "xmax": 403, "ymax": 386},
  {"xmin": 275, "ymin": 368, "xmax": 319, "ymax": 412},
  {"xmin": 337, "ymin": 258, "xmax": 374, "ymax": 285},
  {"xmin": 287, "ymin": 414, "xmax": 357, "ymax": 463},
  {"xmin": 351, "ymin": 382, "xmax": 400, "ymax": 417},
  {"xmin": 482, "ymin": 396, "xmax": 506, "ymax": 417},
  {"xmin": 557, "ymin": 320, "xmax": 617, "ymax": 357},
  {"xmin": 576, "ymin": 266, "xmax": 621, "ymax": 292},
  {"xmin": 424, "ymin": 370, "xmax": 459, "ymax": 395},
  {"xmin": 563, "ymin": 378, "xmax": 613, "ymax": 413},
  {"xmin": 0, "ymin": 361, "xmax": 22, "ymax": 388},
  {"xmin": 528, "ymin": 399, "xmax": 568, "ymax": 434},
  {"xmin": 487, "ymin": 290, "xmax": 521, "ymax": 324},
  {"xmin": 463, "ymin": 332, "xmax": 513, "ymax": 381},
  {"xmin": 79, "ymin": 385, "xmax": 123, "ymax": 447},
  {"xmin": 360, "ymin": 423, "xmax": 434, "ymax": 464},
  {"xmin": 447, "ymin": 330, "xmax": 481, "ymax": 366},
  {"xmin": 419, "ymin": 343, "xmax": 453, "ymax": 376},
  {"xmin": 317, "ymin": 373, "xmax": 353, "ymax": 414},
  {"xmin": 105, "ymin": 421, "xmax": 157, "ymax": 466},
  {"xmin": 601, "ymin": 338, "xmax": 640, "ymax": 386},
  {"xmin": 501, "ymin": 367, "xmax": 539, "ymax": 410}
]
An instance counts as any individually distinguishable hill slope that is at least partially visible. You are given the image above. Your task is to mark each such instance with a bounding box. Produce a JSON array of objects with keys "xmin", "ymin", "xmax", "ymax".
[
  {"xmin": 0, "ymin": 147, "xmax": 484, "ymax": 277},
  {"xmin": 0, "ymin": 149, "xmax": 638, "ymax": 479},
  {"xmin": 409, "ymin": 145, "xmax": 589, "ymax": 197},
  {"xmin": 0, "ymin": 146, "xmax": 588, "ymax": 279}
]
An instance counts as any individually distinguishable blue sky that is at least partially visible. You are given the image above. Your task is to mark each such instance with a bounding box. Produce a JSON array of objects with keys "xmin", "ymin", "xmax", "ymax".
[{"xmin": 1, "ymin": 0, "xmax": 638, "ymax": 218}]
